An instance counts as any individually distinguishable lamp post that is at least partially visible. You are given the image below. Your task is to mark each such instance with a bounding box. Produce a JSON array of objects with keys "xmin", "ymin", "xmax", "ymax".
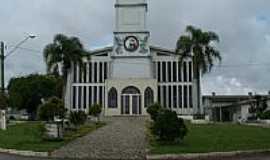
[{"xmin": 0, "ymin": 35, "xmax": 37, "ymax": 94}]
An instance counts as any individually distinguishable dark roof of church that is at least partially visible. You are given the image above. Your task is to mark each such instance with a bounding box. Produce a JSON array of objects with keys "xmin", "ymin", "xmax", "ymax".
[{"xmin": 86, "ymin": 45, "xmax": 178, "ymax": 56}]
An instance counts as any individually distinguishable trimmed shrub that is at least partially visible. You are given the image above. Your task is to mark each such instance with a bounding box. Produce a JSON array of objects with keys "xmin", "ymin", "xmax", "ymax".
[
  {"xmin": 89, "ymin": 104, "xmax": 102, "ymax": 117},
  {"xmin": 69, "ymin": 111, "xmax": 87, "ymax": 127},
  {"xmin": 37, "ymin": 97, "xmax": 66, "ymax": 121},
  {"xmin": 147, "ymin": 103, "xmax": 162, "ymax": 121},
  {"xmin": 152, "ymin": 109, "xmax": 188, "ymax": 142}
]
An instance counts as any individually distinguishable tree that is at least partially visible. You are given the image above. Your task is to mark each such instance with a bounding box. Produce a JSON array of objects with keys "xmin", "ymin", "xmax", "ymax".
[
  {"xmin": 176, "ymin": 25, "xmax": 222, "ymax": 114},
  {"xmin": 8, "ymin": 74, "xmax": 62, "ymax": 119},
  {"xmin": 37, "ymin": 97, "xmax": 66, "ymax": 122},
  {"xmin": 0, "ymin": 93, "xmax": 8, "ymax": 110},
  {"xmin": 43, "ymin": 34, "xmax": 88, "ymax": 98}
]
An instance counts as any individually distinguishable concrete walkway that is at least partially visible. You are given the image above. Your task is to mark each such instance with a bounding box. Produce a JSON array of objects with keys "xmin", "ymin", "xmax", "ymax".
[{"xmin": 52, "ymin": 117, "xmax": 148, "ymax": 160}]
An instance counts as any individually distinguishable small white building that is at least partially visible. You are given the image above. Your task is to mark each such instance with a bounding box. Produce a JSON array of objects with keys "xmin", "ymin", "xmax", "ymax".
[
  {"xmin": 64, "ymin": 0, "xmax": 199, "ymax": 116},
  {"xmin": 203, "ymin": 93, "xmax": 270, "ymax": 122}
]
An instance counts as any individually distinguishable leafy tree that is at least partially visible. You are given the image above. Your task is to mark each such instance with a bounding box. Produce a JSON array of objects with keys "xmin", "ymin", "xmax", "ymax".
[
  {"xmin": 38, "ymin": 97, "xmax": 66, "ymax": 122},
  {"xmin": 176, "ymin": 25, "xmax": 222, "ymax": 114},
  {"xmin": 152, "ymin": 109, "xmax": 188, "ymax": 142},
  {"xmin": 8, "ymin": 74, "xmax": 62, "ymax": 119},
  {"xmin": 0, "ymin": 93, "xmax": 8, "ymax": 110},
  {"xmin": 43, "ymin": 34, "xmax": 88, "ymax": 98}
]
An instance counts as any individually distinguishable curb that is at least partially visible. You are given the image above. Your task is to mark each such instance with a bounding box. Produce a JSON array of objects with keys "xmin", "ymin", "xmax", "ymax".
[
  {"xmin": 0, "ymin": 148, "xmax": 49, "ymax": 157},
  {"xmin": 147, "ymin": 149, "xmax": 270, "ymax": 160}
]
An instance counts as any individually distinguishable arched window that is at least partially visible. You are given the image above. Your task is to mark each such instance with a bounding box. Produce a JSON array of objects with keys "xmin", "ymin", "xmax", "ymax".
[
  {"xmin": 144, "ymin": 87, "xmax": 154, "ymax": 108},
  {"xmin": 108, "ymin": 87, "xmax": 117, "ymax": 108},
  {"xmin": 122, "ymin": 86, "xmax": 140, "ymax": 94}
]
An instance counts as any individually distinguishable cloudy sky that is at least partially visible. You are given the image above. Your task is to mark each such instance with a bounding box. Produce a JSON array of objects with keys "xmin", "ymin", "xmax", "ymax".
[{"xmin": 1, "ymin": 0, "xmax": 270, "ymax": 95}]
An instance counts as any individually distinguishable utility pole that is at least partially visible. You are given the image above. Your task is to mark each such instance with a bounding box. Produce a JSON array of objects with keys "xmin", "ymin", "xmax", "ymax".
[
  {"xmin": 0, "ymin": 35, "xmax": 36, "ymax": 94},
  {"xmin": 0, "ymin": 42, "xmax": 4, "ymax": 94}
]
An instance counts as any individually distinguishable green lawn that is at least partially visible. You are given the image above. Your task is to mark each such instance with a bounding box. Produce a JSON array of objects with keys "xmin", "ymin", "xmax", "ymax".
[
  {"xmin": 149, "ymin": 123, "xmax": 270, "ymax": 154},
  {"xmin": 0, "ymin": 122, "xmax": 105, "ymax": 152}
]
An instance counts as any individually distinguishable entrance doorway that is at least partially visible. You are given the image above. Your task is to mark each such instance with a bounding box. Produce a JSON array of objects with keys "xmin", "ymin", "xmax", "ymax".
[{"xmin": 121, "ymin": 86, "xmax": 141, "ymax": 115}]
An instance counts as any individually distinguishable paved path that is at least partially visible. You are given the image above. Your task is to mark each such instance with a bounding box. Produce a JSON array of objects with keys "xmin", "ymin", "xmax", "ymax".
[{"xmin": 52, "ymin": 117, "xmax": 148, "ymax": 160}]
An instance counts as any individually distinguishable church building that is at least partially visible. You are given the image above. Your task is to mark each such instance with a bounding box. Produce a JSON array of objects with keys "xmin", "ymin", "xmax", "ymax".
[{"xmin": 65, "ymin": 0, "xmax": 198, "ymax": 116}]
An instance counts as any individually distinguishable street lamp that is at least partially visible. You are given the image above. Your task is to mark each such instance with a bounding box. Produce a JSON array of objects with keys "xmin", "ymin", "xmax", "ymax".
[{"xmin": 0, "ymin": 35, "xmax": 37, "ymax": 93}]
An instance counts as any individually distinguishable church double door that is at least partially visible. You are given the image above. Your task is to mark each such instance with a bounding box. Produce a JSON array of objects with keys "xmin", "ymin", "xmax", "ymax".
[{"xmin": 121, "ymin": 94, "xmax": 141, "ymax": 115}]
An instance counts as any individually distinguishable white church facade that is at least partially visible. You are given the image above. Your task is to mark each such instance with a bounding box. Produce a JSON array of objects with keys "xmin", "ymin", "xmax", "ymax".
[{"xmin": 65, "ymin": 0, "xmax": 199, "ymax": 116}]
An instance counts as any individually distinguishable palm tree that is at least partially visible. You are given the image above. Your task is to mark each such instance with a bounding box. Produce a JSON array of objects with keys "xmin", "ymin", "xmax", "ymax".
[
  {"xmin": 176, "ymin": 25, "xmax": 222, "ymax": 114},
  {"xmin": 43, "ymin": 34, "xmax": 87, "ymax": 98}
]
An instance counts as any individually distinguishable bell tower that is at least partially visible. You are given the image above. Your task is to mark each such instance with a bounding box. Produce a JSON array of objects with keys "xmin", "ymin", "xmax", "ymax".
[
  {"xmin": 111, "ymin": 0, "xmax": 152, "ymax": 79},
  {"xmin": 113, "ymin": 0, "xmax": 150, "ymax": 57}
]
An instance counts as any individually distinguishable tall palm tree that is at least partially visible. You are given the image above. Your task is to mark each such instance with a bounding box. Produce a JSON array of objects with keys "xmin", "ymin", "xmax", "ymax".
[
  {"xmin": 176, "ymin": 25, "xmax": 222, "ymax": 114},
  {"xmin": 43, "ymin": 34, "xmax": 87, "ymax": 98}
]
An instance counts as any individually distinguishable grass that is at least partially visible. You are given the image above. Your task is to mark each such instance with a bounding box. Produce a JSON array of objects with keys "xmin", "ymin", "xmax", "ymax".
[
  {"xmin": 149, "ymin": 123, "xmax": 270, "ymax": 154},
  {"xmin": 0, "ymin": 121, "xmax": 105, "ymax": 152}
]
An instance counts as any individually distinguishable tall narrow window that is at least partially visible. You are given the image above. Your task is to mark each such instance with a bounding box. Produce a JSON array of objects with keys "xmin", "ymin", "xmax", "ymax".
[
  {"xmin": 89, "ymin": 86, "xmax": 92, "ymax": 107},
  {"xmin": 168, "ymin": 86, "xmax": 172, "ymax": 108},
  {"xmin": 108, "ymin": 87, "xmax": 118, "ymax": 108},
  {"xmin": 89, "ymin": 63, "xmax": 92, "ymax": 83},
  {"xmin": 183, "ymin": 62, "xmax": 187, "ymax": 82},
  {"xmin": 104, "ymin": 62, "xmax": 108, "ymax": 80},
  {"xmin": 94, "ymin": 86, "xmax": 97, "ymax": 104},
  {"xmin": 83, "ymin": 63, "xmax": 87, "ymax": 83},
  {"xmin": 73, "ymin": 63, "xmax": 77, "ymax": 83},
  {"xmin": 94, "ymin": 62, "xmax": 97, "ymax": 83},
  {"xmin": 163, "ymin": 86, "xmax": 167, "ymax": 108},
  {"xmin": 168, "ymin": 62, "xmax": 172, "ymax": 82},
  {"xmin": 178, "ymin": 62, "xmax": 182, "ymax": 82},
  {"xmin": 157, "ymin": 62, "xmax": 161, "ymax": 82},
  {"xmin": 78, "ymin": 65, "xmax": 81, "ymax": 83},
  {"xmin": 78, "ymin": 86, "xmax": 82, "ymax": 109},
  {"xmin": 173, "ymin": 62, "xmax": 177, "ymax": 82},
  {"xmin": 99, "ymin": 63, "xmax": 103, "ymax": 83},
  {"xmin": 99, "ymin": 86, "xmax": 103, "ymax": 106},
  {"xmin": 162, "ymin": 62, "xmax": 166, "ymax": 82},
  {"xmin": 184, "ymin": 85, "xmax": 188, "ymax": 108},
  {"xmin": 178, "ymin": 85, "xmax": 182, "ymax": 109},
  {"xmin": 83, "ymin": 87, "xmax": 87, "ymax": 109},
  {"xmin": 72, "ymin": 86, "xmax": 76, "ymax": 109},
  {"xmin": 144, "ymin": 87, "xmax": 154, "ymax": 108},
  {"xmin": 189, "ymin": 61, "xmax": 192, "ymax": 82},
  {"xmin": 173, "ymin": 85, "xmax": 177, "ymax": 108},
  {"xmin": 158, "ymin": 86, "xmax": 161, "ymax": 104},
  {"xmin": 189, "ymin": 85, "xmax": 193, "ymax": 108}
]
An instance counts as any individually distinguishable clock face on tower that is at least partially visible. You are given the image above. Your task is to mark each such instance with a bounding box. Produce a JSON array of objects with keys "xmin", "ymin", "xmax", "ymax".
[{"xmin": 124, "ymin": 36, "xmax": 139, "ymax": 52}]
